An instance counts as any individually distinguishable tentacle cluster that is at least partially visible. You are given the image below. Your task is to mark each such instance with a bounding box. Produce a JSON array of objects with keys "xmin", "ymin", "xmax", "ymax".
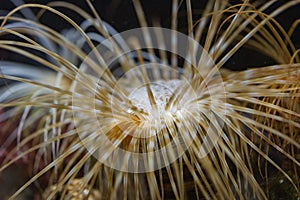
[{"xmin": 0, "ymin": 0, "xmax": 299, "ymax": 199}]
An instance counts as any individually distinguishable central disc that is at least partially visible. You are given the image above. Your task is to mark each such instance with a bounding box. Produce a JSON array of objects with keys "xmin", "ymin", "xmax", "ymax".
[
  {"xmin": 128, "ymin": 79, "xmax": 182, "ymax": 116},
  {"xmin": 125, "ymin": 79, "xmax": 182, "ymax": 138}
]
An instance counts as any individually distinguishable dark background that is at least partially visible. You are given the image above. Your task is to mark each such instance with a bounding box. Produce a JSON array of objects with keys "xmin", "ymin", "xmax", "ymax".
[{"xmin": 1, "ymin": 0, "xmax": 300, "ymax": 70}]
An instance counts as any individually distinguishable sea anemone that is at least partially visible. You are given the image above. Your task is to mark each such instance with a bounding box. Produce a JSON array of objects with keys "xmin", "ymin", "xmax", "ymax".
[{"xmin": 0, "ymin": 0, "xmax": 299, "ymax": 199}]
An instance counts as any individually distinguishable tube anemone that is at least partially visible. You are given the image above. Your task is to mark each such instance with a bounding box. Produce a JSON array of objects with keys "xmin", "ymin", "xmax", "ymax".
[{"xmin": 0, "ymin": 0, "xmax": 299, "ymax": 199}]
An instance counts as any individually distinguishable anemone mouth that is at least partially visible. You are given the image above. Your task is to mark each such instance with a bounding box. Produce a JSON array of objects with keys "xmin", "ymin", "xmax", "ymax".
[{"xmin": 123, "ymin": 79, "xmax": 184, "ymax": 136}]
